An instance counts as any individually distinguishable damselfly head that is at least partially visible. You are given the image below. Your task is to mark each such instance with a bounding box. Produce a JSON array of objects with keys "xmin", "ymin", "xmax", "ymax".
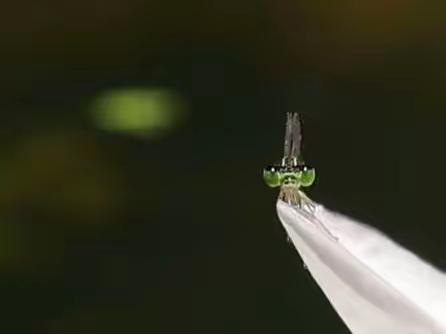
[{"xmin": 263, "ymin": 165, "xmax": 316, "ymax": 188}]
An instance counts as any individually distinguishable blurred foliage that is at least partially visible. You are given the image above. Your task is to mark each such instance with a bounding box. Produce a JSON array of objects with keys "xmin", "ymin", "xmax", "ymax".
[
  {"xmin": 0, "ymin": 129, "xmax": 126, "ymax": 225},
  {"xmin": 90, "ymin": 87, "xmax": 187, "ymax": 138}
]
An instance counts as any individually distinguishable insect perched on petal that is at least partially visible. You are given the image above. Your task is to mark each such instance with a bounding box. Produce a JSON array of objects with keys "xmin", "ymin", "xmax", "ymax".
[{"xmin": 263, "ymin": 113, "xmax": 315, "ymax": 207}]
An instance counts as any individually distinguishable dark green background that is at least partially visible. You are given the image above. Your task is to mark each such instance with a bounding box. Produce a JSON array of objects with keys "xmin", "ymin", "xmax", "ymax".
[{"xmin": 1, "ymin": 1, "xmax": 445, "ymax": 333}]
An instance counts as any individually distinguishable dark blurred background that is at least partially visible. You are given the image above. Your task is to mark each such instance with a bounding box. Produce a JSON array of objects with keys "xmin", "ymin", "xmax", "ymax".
[{"xmin": 1, "ymin": 1, "xmax": 446, "ymax": 333}]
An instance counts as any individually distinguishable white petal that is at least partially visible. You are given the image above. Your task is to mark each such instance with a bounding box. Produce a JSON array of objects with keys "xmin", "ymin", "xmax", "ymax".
[{"xmin": 277, "ymin": 199, "xmax": 446, "ymax": 334}]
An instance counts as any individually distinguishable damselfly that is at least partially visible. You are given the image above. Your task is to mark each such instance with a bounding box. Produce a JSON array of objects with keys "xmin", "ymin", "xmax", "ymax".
[{"xmin": 263, "ymin": 113, "xmax": 316, "ymax": 207}]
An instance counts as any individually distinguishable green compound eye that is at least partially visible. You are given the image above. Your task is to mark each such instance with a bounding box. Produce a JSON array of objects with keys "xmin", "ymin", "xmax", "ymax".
[
  {"xmin": 300, "ymin": 166, "xmax": 316, "ymax": 187},
  {"xmin": 263, "ymin": 166, "xmax": 282, "ymax": 188}
]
